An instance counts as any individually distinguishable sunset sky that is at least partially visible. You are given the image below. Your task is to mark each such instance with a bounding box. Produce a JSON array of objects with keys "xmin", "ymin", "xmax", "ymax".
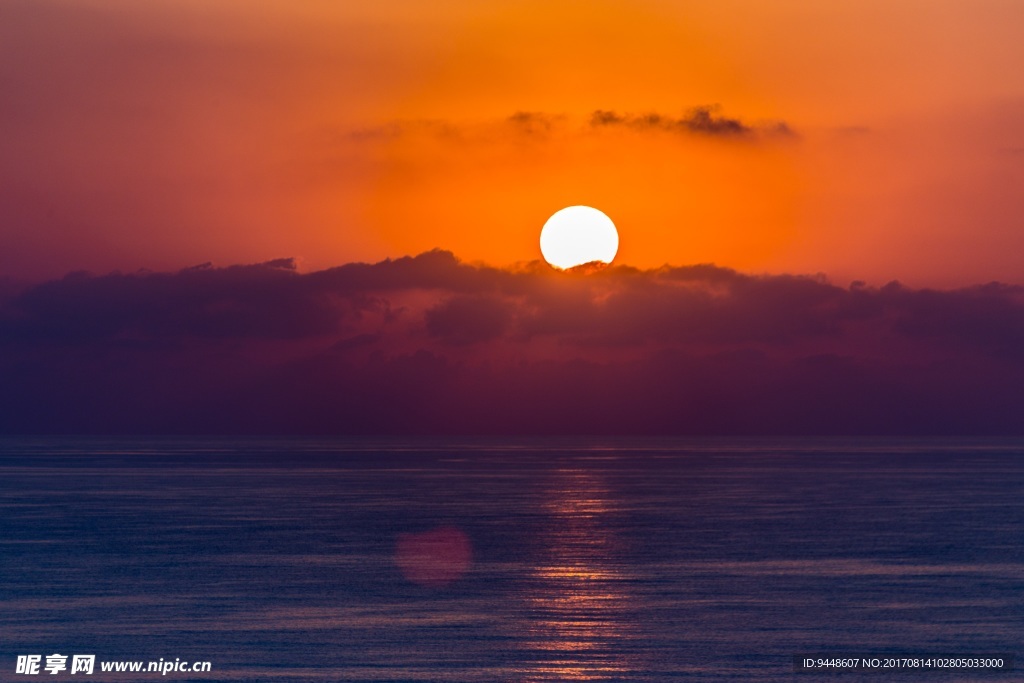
[
  {"xmin": 3, "ymin": 0, "xmax": 1023, "ymax": 285},
  {"xmin": 3, "ymin": 0, "xmax": 1024, "ymax": 434}
]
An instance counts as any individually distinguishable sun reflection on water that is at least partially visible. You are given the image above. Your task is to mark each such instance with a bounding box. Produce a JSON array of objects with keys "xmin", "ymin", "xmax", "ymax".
[{"xmin": 519, "ymin": 470, "xmax": 641, "ymax": 681}]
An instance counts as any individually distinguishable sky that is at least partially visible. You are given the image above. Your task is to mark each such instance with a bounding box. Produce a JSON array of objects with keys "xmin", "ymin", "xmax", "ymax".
[
  {"xmin": 2, "ymin": 0, "xmax": 1023, "ymax": 285},
  {"xmin": 2, "ymin": 0, "xmax": 1024, "ymax": 434}
]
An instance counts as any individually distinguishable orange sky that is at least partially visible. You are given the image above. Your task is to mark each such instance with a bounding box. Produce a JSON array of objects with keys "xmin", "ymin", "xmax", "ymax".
[{"xmin": 2, "ymin": 0, "xmax": 1023, "ymax": 285}]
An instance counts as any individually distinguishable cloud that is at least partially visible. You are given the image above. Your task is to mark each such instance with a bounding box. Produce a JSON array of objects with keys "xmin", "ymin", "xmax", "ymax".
[
  {"xmin": 345, "ymin": 107, "xmax": 795, "ymax": 145},
  {"xmin": 2, "ymin": 258, "xmax": 339, "ymax": 343},
  {"xmin": 425, "ymin": 295, "xmax": 513, "ymax": 345},
  {"xmin": 2, "ymin": 251, "xmax": 1023, "ymax": 434},
  {"xmin": 589, "ymin": 106, "xmax": 796, "ymax": 138},
  {"xmin": 0, "ymin": 276, "xmax": 26, "ymax": 306},
  {"xmin": 506, "ymin": 111, "xmax": 565, "ymax": 136}
]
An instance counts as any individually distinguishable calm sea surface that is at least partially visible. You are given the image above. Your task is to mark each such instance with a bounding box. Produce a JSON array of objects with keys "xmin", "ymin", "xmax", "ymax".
[{"xmin": 1, "ymin": 438, "xmax": 1021, "ymax": 681}]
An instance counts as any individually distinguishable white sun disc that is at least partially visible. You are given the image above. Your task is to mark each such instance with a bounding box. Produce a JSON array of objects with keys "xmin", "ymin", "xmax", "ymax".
[{"xmin": 540, "ymin": 206, "xmax": 619, "ymax": 269}]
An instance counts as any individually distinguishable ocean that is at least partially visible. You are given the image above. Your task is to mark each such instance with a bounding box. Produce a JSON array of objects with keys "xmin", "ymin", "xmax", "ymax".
[{"xmin": 1, "ymin": 437, "xmax": 1021, "ymax": 681}]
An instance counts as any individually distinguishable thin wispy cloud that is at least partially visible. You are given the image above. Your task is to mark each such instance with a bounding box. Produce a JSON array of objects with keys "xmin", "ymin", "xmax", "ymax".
[
  {"xmin": 590, "ymin": 106, "xmax": 795, "ymax": 138},
  {"xmin": 345, "ymin": 106, "xmax": 795, "ymax": 145}
]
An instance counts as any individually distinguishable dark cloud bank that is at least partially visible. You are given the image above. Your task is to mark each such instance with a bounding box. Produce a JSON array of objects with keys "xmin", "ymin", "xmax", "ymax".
[{"xmin": 2, "ymin": 251, "xmax": 1023, "ymax": 434}]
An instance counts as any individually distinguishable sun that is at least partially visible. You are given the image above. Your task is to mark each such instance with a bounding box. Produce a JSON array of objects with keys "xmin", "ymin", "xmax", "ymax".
[{"xmin": 540, "ymin": 206, "xmax": 619, "ymax": 270}]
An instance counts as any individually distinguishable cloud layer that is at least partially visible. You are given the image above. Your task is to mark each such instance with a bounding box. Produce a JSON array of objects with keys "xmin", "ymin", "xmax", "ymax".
[
  {"xmin": 589, "ymin": 106, "xmax": 795, "ymax": 138},
  {"xmin": 348, "ymin": 106, "xmax": 795, "ymax": 143},
  {"xmin": 2, "ymin": 252, "xmax": 1023, "ymax": 434}
]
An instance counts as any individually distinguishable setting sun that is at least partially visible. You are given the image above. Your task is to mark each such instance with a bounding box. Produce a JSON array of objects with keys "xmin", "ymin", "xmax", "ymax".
[{"xmin": 539, "ymin": 206, "xmax": 619, "ymax": 270}]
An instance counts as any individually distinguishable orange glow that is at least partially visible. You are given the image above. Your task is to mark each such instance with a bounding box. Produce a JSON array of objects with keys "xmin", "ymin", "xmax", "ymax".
[{"xmin": 3, "ymin": 1, "xmax": 1024, "ymax": 285}]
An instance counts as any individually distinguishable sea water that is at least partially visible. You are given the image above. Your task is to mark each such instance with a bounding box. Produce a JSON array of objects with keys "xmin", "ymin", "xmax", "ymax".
[{"xmin": 1, "ymin": 437, "xmax": 1021, "ymax": 681}]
